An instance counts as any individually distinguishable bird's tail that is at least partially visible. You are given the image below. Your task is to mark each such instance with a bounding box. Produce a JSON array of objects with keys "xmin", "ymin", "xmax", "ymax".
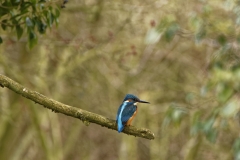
[{"xmin": 117, "ymin": 120, "xmax": 124, "ymax": 133}]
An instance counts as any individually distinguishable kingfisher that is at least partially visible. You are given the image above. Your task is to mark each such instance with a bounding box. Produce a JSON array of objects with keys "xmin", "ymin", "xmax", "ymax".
[{"xmin": 116, "ymin": 94, "xmax": 150, "ymax": 133}]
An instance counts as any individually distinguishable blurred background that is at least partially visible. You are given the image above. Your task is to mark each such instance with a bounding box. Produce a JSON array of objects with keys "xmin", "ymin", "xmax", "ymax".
[{"xmin": 1, "ymin": 0, "xmax": 240, "ymax": 159}]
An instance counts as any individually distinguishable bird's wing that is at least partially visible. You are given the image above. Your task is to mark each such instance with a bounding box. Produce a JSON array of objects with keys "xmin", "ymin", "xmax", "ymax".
[
  {"xmin": 116, "ymin": 102, "xmax": 137, "ymax": 132},
  {"xmin": 120, "ymin": 102, "xmax": 137, "ymax": 123},
  {"xmin": 116, "ymin": 104, "xmax": 123, "ymax": 121}
]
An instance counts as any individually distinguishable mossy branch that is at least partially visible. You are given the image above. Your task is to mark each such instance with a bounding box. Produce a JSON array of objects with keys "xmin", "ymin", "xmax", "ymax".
[{"xmin": 0, "ymin": 74, "xmax": 155, "ymax": 140}]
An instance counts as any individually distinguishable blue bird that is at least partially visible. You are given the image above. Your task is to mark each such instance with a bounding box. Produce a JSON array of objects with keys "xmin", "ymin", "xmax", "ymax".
[{"xmin": 116, "ymin": 94, "xmax": 150, "ymax": 133}]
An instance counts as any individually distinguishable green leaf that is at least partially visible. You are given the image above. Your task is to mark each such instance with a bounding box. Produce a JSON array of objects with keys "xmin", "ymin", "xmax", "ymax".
[
  {"xmin": 203, "ymin": 117, "xmax": 215, "ymax": 133},
  {"xmin": 11, "ymin": 16, "xmax": 18, "ymax": 25},
  {"xmin": 1, "ymin": 20, "xmax": 8, "ymax": 30},
  {"xmin": 28, "ymin": 30, "xmax": 37, "ymax": 48},
  {"xmin": 185, "ymin": 92, "xmax": 195, "ymax": 103},
  {"xmin": 44, "ymin": 10, "xmax": 54, "ymax": 27},
  {"xmin": 231, "ymin": 64, "xmax": 240, "ymax": 72},
  {"xmin": 162, "ymin": 107, "xmax": 174, "ymax": 128},
  {"xmin": 20, "ymin": 2, "xmax": 32, "ymax": 13},
  {"xmin": 30, "ymin": 0, "xmax": 36, "ymax": 4},
  {"xmin": 37, "ymin": 21, "xmax": 47, "ymax": 34},
  {"xmin": 55, "ymin": 8, "xmax": 60, "ymax": 18},
  {"xmin": 233, "ymin": 138, "xmax": 240, "ymax": 160},
  {"xmin": 195, "ymin": 26, "xmax": 206, "ymax": 44},
  {"xmin": 11, "ymin": 0, "xmax": 20, "ymax": 6},
  {"xmin": 190, "ymin": 16, "xmax": 203, "ymax": 30},
  {"xmin": 237, "ymin": 35, "xmax": 240, "ymax": 43},
  {"xmin": 162, "ymin": 105, "xmax": 188, "ymax": 127},
  {"xmin": 39, "ymin": 3, "xmax": 45, "ymax": 10},
  {"xmin": 190, "ymin": 111, "xmax": 202, "ymax": 136},
  {"xmin": 54, "ymin": 8, "xmax": 60, "ymax": 26},
  {"xmin": 16, "ymin": 25, "xmax": 23, "ymax": 40},
  {"xmin": 220, "ymin": 101, "xmax": 238, "ymax": 118},
  {"xmin": 164, "ymin": 23, "xmax": 179, "ymax": 42},
  {"xmin": 166, "ymin": 105, "xmax": 188, "ymax": 126},
  {"xmin": 157, "ymin": 15, "xmax": 176, "ymax": 32},
  {"xmin": 233, "ymin": 138, "xmax": 240, "ymax": 152},
  {"xmin": 55, "ymin": 18, "xmax": 59, "ymax": 26},
  {"xmin": 48, "ymin": 12, "xmax": 54, "ymax": 27},
  {"xmin": 234, "ymin": 152, "xmax": 240, "ymax": 160},
  {"xmin": 172, "ymin": 108, "xmax": 185, "ymax": 122},
  {"xmin": 162, "ymin": 117, "xmax": 171, "ymax": 128},
  {"xmin": 0, "ymin": 8, "xmax": 9, "ymax": 17},
  {"xmin": 217, "ymin": 34, "xmax": 227, "ymax": 46},
  {"xmin": 205, "ymin": 129, "xmax": 218, "ymax": 143},
  {"xmin": 11, "ymin": 13, "xmax": 24, "ymax": 21},
  {"xmin": 213, "ymin": 61, "xmax": 224, "ymax": 69},
  {"xmin": 2, "ymin": 1, "xmax": 11, "ymax": 8},
  {"xmin": 0, "ymin": 37, "xmax": 3, "ymax": 44},
  {"xmin": 29, "ymin": 30, "xmax": 36, "ymax": 40},
  {"xmin": 26, "ymin": 17, "xmax": 33, "ymax": 27},
  {"xmin": 216, "ymin": 83, "xmax": 233, "ymax": 102}
]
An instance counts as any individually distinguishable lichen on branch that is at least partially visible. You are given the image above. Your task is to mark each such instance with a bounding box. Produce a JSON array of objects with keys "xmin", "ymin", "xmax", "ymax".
[{"xmin": 0, "ymin": 74, "xmax": 155, "ymax": 140}]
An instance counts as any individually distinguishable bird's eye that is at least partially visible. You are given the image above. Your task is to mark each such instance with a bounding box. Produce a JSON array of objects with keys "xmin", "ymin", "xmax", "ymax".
[{"xmin": 128, "ymin": 99, "xmax": 132, "ymax": 102}]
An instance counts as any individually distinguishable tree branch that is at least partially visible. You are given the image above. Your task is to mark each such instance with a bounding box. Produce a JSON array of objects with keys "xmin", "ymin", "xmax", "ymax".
[{"xmin": 0, "ymin": 74, "xmax": 155, "ymax": 140}]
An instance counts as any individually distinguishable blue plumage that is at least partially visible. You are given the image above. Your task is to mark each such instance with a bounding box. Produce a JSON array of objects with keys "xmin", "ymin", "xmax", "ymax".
[
  {"xmin": 121, "ymin": 103, "xmax": 137, "ymax": 123},
  {"xmin": 116, "ymin": 101, "xmax": 137, "ymax": 132},
  {"xmin": 116, "ymin": 94, "xmax": 149, "ymax": 133}
]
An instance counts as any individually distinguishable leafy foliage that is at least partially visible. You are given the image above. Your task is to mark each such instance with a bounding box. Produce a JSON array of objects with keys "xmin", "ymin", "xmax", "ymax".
[
  {"xmin": 157, "ymin": 1, "xmax": 240, "ymax": 159},
  {"xmin": 0, "ymin": 0, "xmax": 60, "ymax": 48}
]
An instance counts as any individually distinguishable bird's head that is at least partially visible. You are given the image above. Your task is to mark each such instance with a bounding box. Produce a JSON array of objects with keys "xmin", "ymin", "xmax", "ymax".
[{"xmin": 123, "ymin": 94, "xmax": 150, "ymax": 104}]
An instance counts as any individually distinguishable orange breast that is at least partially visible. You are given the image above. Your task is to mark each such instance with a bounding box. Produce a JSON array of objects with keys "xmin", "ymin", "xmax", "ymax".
[{"xmin": 126, "ymin": 108, "xmax": 138, "ymax": 126}]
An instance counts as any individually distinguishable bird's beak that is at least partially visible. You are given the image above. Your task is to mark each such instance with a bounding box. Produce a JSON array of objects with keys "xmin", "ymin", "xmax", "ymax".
[{"xmin": 138, "ymin": 100, "xmax": 150, "ymax": 104}]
